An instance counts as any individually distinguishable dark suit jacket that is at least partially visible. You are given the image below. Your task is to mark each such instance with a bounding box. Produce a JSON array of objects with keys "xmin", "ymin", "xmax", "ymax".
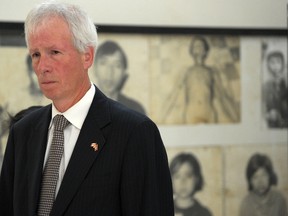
[
  {"xmin": 0, "ymin": 87, "xmax": 174, "ymax": 216},
  {"xmin": 118, "ymin": 93, "xmax": 146, "ymax": 115}
]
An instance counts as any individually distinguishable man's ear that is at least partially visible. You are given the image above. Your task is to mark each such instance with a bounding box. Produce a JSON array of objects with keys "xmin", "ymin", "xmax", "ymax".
[{"xmin": 82, "ymin": 46, "xmax": 94, "ymax": 69}]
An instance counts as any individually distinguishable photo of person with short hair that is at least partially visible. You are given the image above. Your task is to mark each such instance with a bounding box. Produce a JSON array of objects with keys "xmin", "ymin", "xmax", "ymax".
[
  {"xmin": 262, "ymin": 51, "xmax": 288, "ymax": 128},
  {"xmin": 94, "ymin": 40, "xmax": 146, "ymax": 114}
]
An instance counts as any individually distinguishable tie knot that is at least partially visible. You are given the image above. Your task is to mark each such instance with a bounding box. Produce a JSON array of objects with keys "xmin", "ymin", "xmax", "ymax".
[{"xmin": 53, "ymin": 115, "xmax": 70, "ymax": 131}]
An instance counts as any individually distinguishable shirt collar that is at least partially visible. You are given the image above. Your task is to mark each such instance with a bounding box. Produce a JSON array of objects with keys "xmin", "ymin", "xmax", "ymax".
[{"xmin": 50, "ymin": 83, "xmax": 95, "ymax": 129}]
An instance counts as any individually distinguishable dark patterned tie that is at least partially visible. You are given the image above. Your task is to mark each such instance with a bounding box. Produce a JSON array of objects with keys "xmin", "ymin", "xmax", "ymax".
[{"xmin": 37, "ymin": 115, "xmax": 70, "ymax": 216}]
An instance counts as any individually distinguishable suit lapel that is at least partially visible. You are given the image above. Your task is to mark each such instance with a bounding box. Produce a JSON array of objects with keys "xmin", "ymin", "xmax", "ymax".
[
  {"xmin": 51, "ymin": 87, "xmax": 111, "ymax": 216},
  {"xmin": 27, "ymin": 106, "xmax": 51, "ymax": 215}
]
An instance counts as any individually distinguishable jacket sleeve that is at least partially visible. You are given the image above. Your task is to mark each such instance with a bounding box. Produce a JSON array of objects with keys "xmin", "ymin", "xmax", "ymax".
[
  {"xmin": 0, "ymin": 128, "xmax": 15, "ymax": 216},
  {"xmin": 120, "ymin": 120, "xmax": 174, "ymax": 216}
]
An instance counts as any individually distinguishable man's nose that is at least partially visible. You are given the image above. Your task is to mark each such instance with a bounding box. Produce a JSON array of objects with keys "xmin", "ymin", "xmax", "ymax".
[{"xmin": 37, "ymin": 54, "xmax": 51, "ymax": 74}]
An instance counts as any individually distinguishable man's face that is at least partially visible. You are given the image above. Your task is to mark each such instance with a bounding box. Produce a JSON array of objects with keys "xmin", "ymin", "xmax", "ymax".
[
  {"xmin": 28, "ymin": 16, "xmax": 91, "ymax": 104},
  {"xmin": 94, "ymin": 51, "xmax": 126, "ymax": 96}
]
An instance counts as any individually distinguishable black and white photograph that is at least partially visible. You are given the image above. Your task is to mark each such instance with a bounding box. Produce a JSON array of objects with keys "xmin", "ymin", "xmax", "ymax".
[
  {"xmin": 150, "ymin": 35, "xmax": 240, "ymax": 125},
  {"xmin": 239, "ymin": 153, "xmax": 288, "ymax": 216},
  {"xmin": 224, "ymin": 144, "xmax": 288, "ymax": 216},
  {"xmin": 261, "ymin": 38, "xmax": 288, "ymax": 129},
  {"xmin": 93, "ymin": 40, "xmax": 146, "ymax": 114},
  {"xmin": 167, "ymin": 147, "xmax": 223, "ymax": 216},
  {"xmin": 0, "ymin": 47, "xmax": 49, "ymax": 112},
  {"xmin": 91, "ymin": 34, "xmax": 241, "ymax": 125}
]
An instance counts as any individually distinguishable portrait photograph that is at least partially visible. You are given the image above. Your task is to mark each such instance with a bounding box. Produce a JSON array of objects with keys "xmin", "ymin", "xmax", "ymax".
[
  {"xmin": 166, "ymin": 146, "xmax": 223, "ymax": 216},
  {"xmin": 224, "ymin": 144, "xmax": 288, "ymax": 216},
  {"xmin": 261, "ymin": 37, "xmax": 288, "ymax": 129},
  {"xmin": 91, "ymin": 35, "xmax": 149, "ymax": 115}
]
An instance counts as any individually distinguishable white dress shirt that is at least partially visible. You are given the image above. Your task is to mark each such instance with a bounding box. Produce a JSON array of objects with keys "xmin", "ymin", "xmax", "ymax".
[{"xmin": 43, "ymin": 83, "xmax": 95, "ymax": 196}]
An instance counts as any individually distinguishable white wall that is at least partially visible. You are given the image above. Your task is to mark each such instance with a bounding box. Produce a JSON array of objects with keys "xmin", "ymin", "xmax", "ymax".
[{"xmin": 0, "ymin": 0, "xmax": 287, "ymax": 28}]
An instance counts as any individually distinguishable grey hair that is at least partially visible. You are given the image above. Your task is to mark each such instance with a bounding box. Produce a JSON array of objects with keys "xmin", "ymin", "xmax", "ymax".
[{"xmin": 24, "ymin": 1, "xmax": 98, "ymax": 54}]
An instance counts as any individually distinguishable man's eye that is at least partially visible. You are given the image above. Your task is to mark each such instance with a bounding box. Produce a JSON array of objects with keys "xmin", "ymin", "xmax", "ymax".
[
  {"xmin": 51, "ymin": 50, "xmax": 60, "ymax": 55},
  {"xmin": 31, "ymin": 53, "xmax": 40, "ymax": 59}
]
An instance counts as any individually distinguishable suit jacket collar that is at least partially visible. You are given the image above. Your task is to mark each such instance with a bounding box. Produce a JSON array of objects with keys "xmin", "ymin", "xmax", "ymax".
[
  {"xmin": 27, "ymin": 105, "xmax": 52, "ymax": 215},
  {"xmin": 50, "ymin": 86, "xmax": 111, "ymax": 215}
]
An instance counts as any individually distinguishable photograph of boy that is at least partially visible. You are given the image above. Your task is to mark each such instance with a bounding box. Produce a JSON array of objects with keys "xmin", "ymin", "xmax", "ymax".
[
  {"xmin": 262, "ymin": 50, "xmax": 288, "ymax": 128},
  {"xmin": 94, "ymin": 40, "xmax": 146, "ymax": 114}
]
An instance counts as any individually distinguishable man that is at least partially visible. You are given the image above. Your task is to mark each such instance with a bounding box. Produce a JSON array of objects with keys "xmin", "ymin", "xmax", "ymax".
[
  {"xmin": 0, "ymin": 2, "xmax": 174, "ymax": 216},
  {"xmin": 94, "ymin": 40, "xmax": 146, "ymax": 114}
]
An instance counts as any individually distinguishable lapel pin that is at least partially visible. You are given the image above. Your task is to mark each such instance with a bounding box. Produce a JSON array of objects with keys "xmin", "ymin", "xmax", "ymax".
[{"xmin": 91, "ymin": 143, "xmax": 99, "ymax": 152}]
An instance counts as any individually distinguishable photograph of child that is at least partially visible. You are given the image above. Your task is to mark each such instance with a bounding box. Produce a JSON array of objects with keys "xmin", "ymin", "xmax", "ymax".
[
  {"xmin": 224, "ymin": 144, "xmax": 288, "ymax": 216},
  {"xmin": 239, "ymin": 153, "xmax": 288, "ymax": 216},
  {"xmin": 93, "ymin": 40, "xmax": 146, "ymax": 114},
  {"xmin": 170, "ymin": 152, "xmax": 213, "ymax": 216},
  {"xmin": 261, "ymin": 38, "xmax": 288, "ymax": 128},
  {"xmin": 167, "ymin": 147, "xmax": 222, "ymax": 216}
]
